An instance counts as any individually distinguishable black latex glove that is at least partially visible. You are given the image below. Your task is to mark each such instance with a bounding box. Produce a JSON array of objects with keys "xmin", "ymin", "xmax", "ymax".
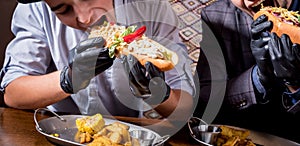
[
  {"xmin": 268, "ymin": 33, "xmax": 300, "ymax": 86},
  {"xmin": 250, "ymin": 14, "xmax": 275, "ymax": 88},
  {"xmin": 60, "ymin": 37, "xmax": 115, "ymax": 94},
  {"xmin": 121, "ymin": 54, "xmax": 170, "ymax": 105}
]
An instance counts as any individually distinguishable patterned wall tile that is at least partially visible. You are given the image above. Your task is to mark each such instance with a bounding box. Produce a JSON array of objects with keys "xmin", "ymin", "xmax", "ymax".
[
  {"xmin": 190, "ymin": 34, "xmax": 202, "ymax": 48},
  {"xmin": 190, "ymin": 63, "xmax": 198, "ymax": 75},
  {"xmin": 171, "ymin": 3, "xmax": 189, "ymax": 16},
  {"xmin": 191, "ymin": 20, "xmax": 202, "ymax": 33},
  {"xmin": 189, "ymin": 47, "xmax": 201, "ymax": 62},
  {"xmin": 182, "ymin": 0, "xmax": 202, "ymax": 10},
  {"xmin": 177, "ymin": 19, "xmax": 186, "ymax": 30},
  {"xmin": 179, "ymin": 12, "xmax": 199, "ymax": 26},
  {"xmin": 193, "ymin": 6, "xmax": 203, "ymax": 17},
  {"xmin": 169, "ymin": 0, "xmax": 217, "ymax": 73},
  {"xmin": 198, "ymin": 0, "xmax": 214, "ymax": 4},
  {"xmin": 179, "ymin": 27, "xmax": 197, "ymax": 40}
]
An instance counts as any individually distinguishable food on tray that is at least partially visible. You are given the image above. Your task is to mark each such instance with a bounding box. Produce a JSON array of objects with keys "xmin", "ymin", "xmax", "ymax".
[
  {"xmin": 76, "ymin": 113, "xmax": 105, "ymax": 135},
  {"xmin": 88, "ymin": 22, "xmax": 178, "ymax": 71},
  {"xmin": 219, "ymin": 125, "xmax": 250, "ymax": 139},
  {"xmin": 92, "ymin": 121, "xmax": 131, "ymax": 145},
  {"xmin": 50, "ymin": 133, "xmax": 60, "ymax": 137},
  {"xmin": 75, "ymin": 131, "xmax": 93, "ymax": 144},
  {"xmin": 253, "ymin": 6, "xmax": 300, "ymax": 44},
  {"xmin": 75, "ymin": 114, "xmax": 135, "ymax": 146},
  {"xmin": 88, "ymin": 135, "xmax": 131, "ymax": 146},
  {"xmin": 215, "ymin": 125, "xmax": 256, "ymax": 146}
]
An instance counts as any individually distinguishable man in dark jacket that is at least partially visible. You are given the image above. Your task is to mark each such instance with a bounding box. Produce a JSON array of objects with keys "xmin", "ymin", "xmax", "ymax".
[{"xmin": 195, "ymin": 0, "xmax": 300, "ymax": 143}]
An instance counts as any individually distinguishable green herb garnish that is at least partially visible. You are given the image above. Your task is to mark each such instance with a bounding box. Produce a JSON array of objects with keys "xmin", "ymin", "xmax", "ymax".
[
  {"xmin": 121, "ymin": 26, "xmax": 137, "ymax": 37},
  {"xmin": 109, "ymin": 43, "xmax": 119, "ymax": 58},
  {"xmin": 108, "ymin": 25, "xmax": 137, "ymax": 58}
]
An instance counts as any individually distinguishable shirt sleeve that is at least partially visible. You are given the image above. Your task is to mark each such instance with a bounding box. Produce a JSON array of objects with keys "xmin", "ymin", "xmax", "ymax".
[
  {"xmin": 253, "ymin": 64, "xmax": 300, "ymax": 113},
  {"xmin": 252, "ymin": 65, "xmax": 266, "ymax": 94},
  {"xmin": 251, "ymin": 65, "xmax": 273, "ymax": 104},
  {"xmin": 282, "ymin": 87, "xmax": 300, "ymax": 114},
  {"xmin": 0, "ymin": 3, "xmax": 52, "ymax": 91},
  {"xmin": 283, "ymin": 88, "xmax": 300, "ymax": 104},
  {"xmin": 165, "ymin": 43, "xmax": 196, "ymax": 97}
]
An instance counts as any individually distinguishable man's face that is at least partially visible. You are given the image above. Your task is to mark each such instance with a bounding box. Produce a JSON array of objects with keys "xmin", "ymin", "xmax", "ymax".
[
  {"xmin": 44, "ymin": 0, "xmax": 114, "ymax": 30},
  {"xmin": 231, "ymin": 0, "xmax": 292, "ymax": 16}
]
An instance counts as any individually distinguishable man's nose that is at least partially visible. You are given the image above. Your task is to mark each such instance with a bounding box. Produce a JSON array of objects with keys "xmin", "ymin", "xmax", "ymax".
[
  {"xmin": 75, "ymin": 7, "xmax": 92, "ymax": 25},
  {"xmin": 77, "ymin": 13, "xmax": 91, "ymax": 25}
]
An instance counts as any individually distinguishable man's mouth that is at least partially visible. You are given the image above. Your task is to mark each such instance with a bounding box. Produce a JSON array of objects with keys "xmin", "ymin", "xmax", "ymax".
[
  {"xmin": 250, "ymin": 0, "xmax": 273, "ymax": 13},
  {"xmin": 251, "ymin": 0, "xmax": 266, "ymax": 7}
]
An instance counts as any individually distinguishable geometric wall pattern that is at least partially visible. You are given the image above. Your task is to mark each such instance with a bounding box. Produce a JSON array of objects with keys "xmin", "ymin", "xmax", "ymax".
[{"xmin": 168, "ymin": 0, "xmax": 217, "ymax": 74}]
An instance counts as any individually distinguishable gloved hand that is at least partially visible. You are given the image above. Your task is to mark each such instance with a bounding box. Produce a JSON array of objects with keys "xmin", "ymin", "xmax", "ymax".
[
  {"xmin": 121, "ymin": 54, "xmax": 170, "ymax": 105},
  {"xmin": 250, "ymin": 14, "xmax": 275, "ymax": 88},
  {"xmin": 268, "ymin": 32, "xmax": 300, "ymax": 86},
  {"xmin": 60, "ymin": 37, "xmax": 115, "ymax": 94}
]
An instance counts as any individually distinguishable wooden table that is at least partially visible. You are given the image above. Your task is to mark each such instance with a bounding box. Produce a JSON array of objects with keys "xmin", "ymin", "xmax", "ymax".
[
  {"xmin": 0, "ymin": 107, "xmax": 199, "ymax": 146},
  {"xmin": 0, "ymin": 107, "xmax": 53, "ymax": 146}
]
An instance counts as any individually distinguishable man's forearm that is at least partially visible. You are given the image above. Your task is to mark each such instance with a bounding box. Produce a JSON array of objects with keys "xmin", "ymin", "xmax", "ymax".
[
  {"xmin": 226, "ymin": 67, "xmax": 257, "ymax": 109},
  {"xmin": 155, "ymin": 89, "xmax": 193, "ymax": 120},
  {"xmin": 4, "ymin": 71, "xmax": 70, "ymax": 109}
]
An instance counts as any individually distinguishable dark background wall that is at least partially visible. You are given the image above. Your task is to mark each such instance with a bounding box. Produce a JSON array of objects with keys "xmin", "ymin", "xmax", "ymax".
[
  {"xmin": 0, "ymin": 1, "xmax": 17, "ymax": 106},
  {"xmin": 0, "ymin": 1, "xmax": 16, "ymax": 63}
]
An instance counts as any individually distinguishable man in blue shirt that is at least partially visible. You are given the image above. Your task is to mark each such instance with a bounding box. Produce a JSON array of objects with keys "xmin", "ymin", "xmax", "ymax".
[{"xmin": 0, "ymin": 0, "xmax": 196, "ymax": 133}]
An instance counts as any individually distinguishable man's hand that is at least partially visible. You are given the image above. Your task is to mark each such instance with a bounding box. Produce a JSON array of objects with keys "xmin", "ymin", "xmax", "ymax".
[
  {"xmin": 60, "ymin": 37, "xmax": 115, "ymax": 94},
  {"xmin": 121, "ymin": 54, "xmax": 170, "ymax": 105},
  {"xmin": 250, "ymin": 14, "xmax": 275, "ymax": 88},
  {"xmin": 268, "ymin": 33, "xmax": 300, "ymax": 87}
]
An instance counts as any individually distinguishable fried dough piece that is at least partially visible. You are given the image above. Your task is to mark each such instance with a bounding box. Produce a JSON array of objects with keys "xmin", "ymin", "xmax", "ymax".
[
  {"xmin": 91, "ymin": 122, "xmax": 132, "ymax": 145},
  {"xmin": 237, "ymin": 139, "xmax": 257, "ymax": 146},
  {"xmin": 112, "ymin": 122, "xmax": 130, "ymax": 130},
  {"xmin": 108, "ymin": 132, "xmax": 122, "ymax": 144},
  {"xmin": 222, "ymin": 136, "xmax": 239, "ymax": 146},
  {"xmin": 74, "ymin": 132, "xmax": 93, "ymax": 144},
  {"xmin": 216, "ymin": 126, "xmax": 256, "ymax": 146},
  {"xmin": 220, "ymin": 125, "xmax": 250, "ymax": 140},
  {"xmin": 88, "ymin": 136, "xmax": 124, "ymax": 146}
]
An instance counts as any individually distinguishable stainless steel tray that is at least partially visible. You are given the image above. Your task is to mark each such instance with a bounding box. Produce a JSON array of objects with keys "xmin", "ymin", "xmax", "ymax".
[{"xmin": 34, "ymin": 108, "xmax": 168, "ymax": 146}]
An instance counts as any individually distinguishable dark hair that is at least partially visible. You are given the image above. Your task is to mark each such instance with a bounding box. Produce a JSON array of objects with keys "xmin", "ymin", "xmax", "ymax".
[{"xmin": 17, "ymin": 0, "xmax": 41, "ymax": 4}]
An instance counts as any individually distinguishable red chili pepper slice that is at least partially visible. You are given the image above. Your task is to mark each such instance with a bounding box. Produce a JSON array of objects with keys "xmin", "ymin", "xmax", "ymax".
[{"xmin": 123, "ymin": 25, "xmax": 146, "ymax": 43}]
